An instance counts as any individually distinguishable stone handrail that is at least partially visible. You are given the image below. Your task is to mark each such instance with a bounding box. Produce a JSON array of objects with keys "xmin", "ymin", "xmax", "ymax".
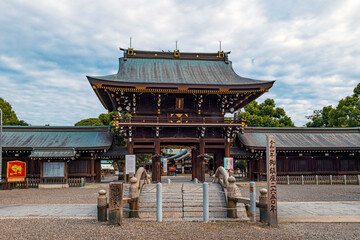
[
  {"xmin": 129, "ymin": 167, "xmax": 151, "ymax": 218},
  {"xmin": 213, "ymin": 167, "xmax": 242, "ymax": 218},
  {"xmin": 130, "ymin": 167, "xmax": 151, "ymax": 199},
  {"xmin": 213, "ymin": 166, "xmax": 230, "ymax": 189}
]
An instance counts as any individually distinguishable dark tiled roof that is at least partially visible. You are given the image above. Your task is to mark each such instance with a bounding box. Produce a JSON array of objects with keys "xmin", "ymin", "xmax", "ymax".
[
  {"xmin": 230, "ymin": 147, "xmax": 255, "ymax": 156},
  {"xmin": 88, "ymin": 56, "xmax": 274, "ymax": 86},
  {"xmin": 237, "ymin": 127, "xmax": 360, "ymax": 150},
  {"xmin": 98, "ymin": 144, "xmax": 128, "ymax": 158},
  {"xmin": 2, "ymin": 126, "xmax": 113, "ymax": 150}
]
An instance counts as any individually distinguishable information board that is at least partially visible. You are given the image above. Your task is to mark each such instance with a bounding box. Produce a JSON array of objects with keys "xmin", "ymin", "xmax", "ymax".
[
  {"xmin": 125, "ymin": 154, "xmax": 136, "ymax": 174},
  {"xmin": 43, "ymin": 162, "xmax": 65, "ymax": 177},
  {"xmin": 162, "ymin": 158, "xmax": 168, "ymax": 173},
  {"xmin": 266, "ymin": 136, "xmax": 278, "ymax": 227}
]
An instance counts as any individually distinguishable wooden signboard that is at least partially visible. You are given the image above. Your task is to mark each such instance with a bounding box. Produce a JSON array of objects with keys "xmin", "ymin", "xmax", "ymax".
[
  {"xmin": 266, "ymin": 136, "xmax": 278, "ymax": 227},
  {"xmin": 7, "ymin": 160, "xmax": 26, "ymax": 182}
]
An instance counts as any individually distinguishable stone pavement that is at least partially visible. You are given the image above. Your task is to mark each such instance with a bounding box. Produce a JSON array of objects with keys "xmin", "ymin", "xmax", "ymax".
[
  {"xmin": 1, "ymin": 201, "xmax": 359, "ymax": 222},
  {"xmin": 277, "ymin": 201, "xmax": 360, "ymax": 222}
]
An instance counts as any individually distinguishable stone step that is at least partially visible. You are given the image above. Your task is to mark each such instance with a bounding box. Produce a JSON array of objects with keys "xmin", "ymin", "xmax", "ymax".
[
  {"xmin": 140, "ymin": 212, "xmax": 183, "ymax": 219},
  {"xmin": 140, "ymin": 207, "xmax": 183, "ymax": 212},
  {"xmin": 140, "ymin": 198, "xmax": 182, "ymax": 203},
  {"xmin": 140, "ymin": 202, "xmax": 183, "ymax": 208},
  {"xmin": 183, "ymin": 207, "xmax": 226, "ymax": 212},
  {"xmin": 183, "ymin": 202, "xmax": 225, "ymax": 207},
  {"xmin": 183, "ymin": 212, "xmax": 227, "ymax": 218}
]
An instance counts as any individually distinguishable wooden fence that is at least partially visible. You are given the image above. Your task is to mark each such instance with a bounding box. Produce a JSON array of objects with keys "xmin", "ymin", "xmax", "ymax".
[
  {"xmin": 68, "ymin": 178, "xmax": 83, "ymax": 187},
  {"xmin": 277, "ymin": 174, "xmax": 360, "ymax": 185},
  {"xmin": 1, "ymin": 177, "xmax": 84, "ymax": 189}
]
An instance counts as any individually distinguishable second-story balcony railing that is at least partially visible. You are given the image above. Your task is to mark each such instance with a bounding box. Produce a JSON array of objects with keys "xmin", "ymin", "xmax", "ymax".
[{"xmin": 116, "ymin": 115, "xmax": 244, "ymax": 125}]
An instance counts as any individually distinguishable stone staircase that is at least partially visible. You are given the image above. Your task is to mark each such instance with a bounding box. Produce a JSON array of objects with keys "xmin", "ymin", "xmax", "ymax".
[{"xmin": 139, "ymin": 182, "xmax": 248, "ymax": 220}]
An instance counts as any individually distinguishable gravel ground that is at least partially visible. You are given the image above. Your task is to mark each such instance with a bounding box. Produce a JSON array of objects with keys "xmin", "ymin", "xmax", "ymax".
[
  {"xmin": 0, "ymin": 218, "xmax": 358, "ymax": 240},
  {"xmin": 1, "ymin": 184, "xmax": 358, "ymax": 205},
  {"xmin": 238, "ymin": 185, "xmax": 360, "ymax": 202}
]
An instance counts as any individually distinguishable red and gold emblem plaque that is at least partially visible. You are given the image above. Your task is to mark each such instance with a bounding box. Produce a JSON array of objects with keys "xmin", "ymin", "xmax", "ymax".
[{"xmin": 7, "ymin": 160, "xmax": 26, "ymax": 182}]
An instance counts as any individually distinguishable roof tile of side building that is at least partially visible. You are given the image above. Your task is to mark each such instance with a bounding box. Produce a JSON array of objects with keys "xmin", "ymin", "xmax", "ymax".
[
  {"xmin": 2, "ymin": 126, "xmax": 113, "ymax": 150},
  {"xmin": 87, "ymin": 50, "xmax": 274, "ymax": 87},
  {"xmin": 237, "ymin": 127, "xmax": 360, "ymax": 150}
]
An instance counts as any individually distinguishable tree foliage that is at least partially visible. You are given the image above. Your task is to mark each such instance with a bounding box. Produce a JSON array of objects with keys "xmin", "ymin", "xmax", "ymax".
[
  {"xmin": 75, "ymin": 112, "xmax": 126, "ymax": 146},
  {"xmin": 0, "ymin": 98, "xmax": 29, "ymax": 126},
  {"xmin": 306, "ymin": 83, "xmax": 360, "ymax": 127},
  {"xmin": 237, "ymin": 99, "xmax": 295, "ymax": 127},
  {"xmin": 75, "ymin": 118, "xmax": 103, "ymax": 126}
]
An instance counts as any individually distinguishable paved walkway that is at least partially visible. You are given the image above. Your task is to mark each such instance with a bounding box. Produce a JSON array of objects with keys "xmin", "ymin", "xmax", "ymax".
[{"xmin": 1, "ymin": 201, "xmax": 359, "ymax": 222}]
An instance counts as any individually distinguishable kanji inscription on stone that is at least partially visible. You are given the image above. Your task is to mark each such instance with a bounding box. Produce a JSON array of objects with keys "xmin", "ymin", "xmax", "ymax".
[
  {"xmin": 266, "ymin": 136, "xmax": 278, "ymax": 227},
  {"xmin": 109, "ymin": 183, "xmax": 123, "ymax": 225}
]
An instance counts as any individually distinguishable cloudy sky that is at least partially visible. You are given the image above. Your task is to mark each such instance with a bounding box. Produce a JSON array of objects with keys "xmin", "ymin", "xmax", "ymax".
[{"xmin": 0, "ymin": 0, "xmax": 359, "ymax": 126}]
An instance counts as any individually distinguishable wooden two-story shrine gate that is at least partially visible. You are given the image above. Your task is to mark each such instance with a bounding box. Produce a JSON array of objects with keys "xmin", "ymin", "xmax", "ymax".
[{"xmin": 88, "ymin": 48, "xmax": 274, "ymax": 182}]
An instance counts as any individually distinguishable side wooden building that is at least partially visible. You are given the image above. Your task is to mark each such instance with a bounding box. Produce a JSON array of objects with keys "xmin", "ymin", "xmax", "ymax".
[{"xmin": 1, "ymin": 126, "xmax": 113, "ymax": 183}]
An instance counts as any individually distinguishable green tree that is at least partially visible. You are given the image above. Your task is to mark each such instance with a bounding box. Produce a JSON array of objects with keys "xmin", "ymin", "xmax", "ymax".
[
  {"xmin": 74, "ymin": 112, "xmax": 126, "ymax": 146},
  {"xmin": 75, "ymin": 118, "xmax": 103, "ymax": 126},
  {"xmin": 306, "ymin": 83, "xmax": 360, "ymax": 127},
  {"xmin": 237, "ymin": 99, "xmax": 295, "ymax": 127},
  {"xmin": 0, "ymin": 97, "xmax": 29, "ymax": 125}
]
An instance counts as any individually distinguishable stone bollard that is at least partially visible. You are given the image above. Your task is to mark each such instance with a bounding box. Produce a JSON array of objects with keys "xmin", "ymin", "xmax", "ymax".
[
  {"xmin": 259, "ymin": 188, "xmax": 268, "ymax": 223},
  {"xmin": 156, "ymin": 182, "xmax": 162, "ymax": 222},
  {"xmin": 129, "ymin": 177, "xmax": 139, "ymax": 218},
  {"xmin": 316, "ymin": 175, "xmax": 319, "ymax": 185},
  {"xmin": 97, "ymin": 190, "xmax": 107, "ymax": 222},
  {"xmin": 109, "ymin": 183, "xmax": 123, "ymax": 225},
  {"xmin": 227, "ymin": 176, "xmax": 238, "ymax": 218},
  {"xmin": 301, "ymin": 175, "xmax": 304, "ymax": 185},
  {"xmin": 194, "ymin": 178, "xmax": 198, "ymax": 184},
  {"xmin": 249, "ymin": 182, "xmax": 256, "ymax": 222},
  {"xmin": 203, "ymin": 182, "xmax": 209, "ymax": 222},
  {"xmin": 329, "ymin": 175, "xmax": 333, "ymax": 185},
  {"xmin": 167, "ymin": 179, "xmax": 171, "ymax": 184}
]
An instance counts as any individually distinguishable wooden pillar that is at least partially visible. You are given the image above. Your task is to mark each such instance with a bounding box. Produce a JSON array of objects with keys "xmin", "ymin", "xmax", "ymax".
[
  {"xmin": 191, "ymin": 148, "xmax": 197, "ymax": 180},
  {"xmin": 65, "ymin": 161, "xmax": 68, "ymax": 183},
  {"xmin": 91, "ymin": 157, "xmax": 95, "ymax": 182},
  {"xmin": 284, "ymin": 156, "xmax": 290, "ymax": 173},
  {"xmin": 152, "ymin": 139, "xmax": 161, "ymax": 183},
  {"xmin": 225, "ymin": 140, "xmax": 230, "ymax": 157},
  {"xmin": 196, "ymin": 139, "xmax": 205, "ymax": 182},
  {"xmin": 40, "ymin": 160, "xmax": 43, "ymax": 183}
]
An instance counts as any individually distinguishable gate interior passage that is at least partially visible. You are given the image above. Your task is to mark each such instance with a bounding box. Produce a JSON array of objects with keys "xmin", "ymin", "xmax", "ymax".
[{"xmin": 88, "ymin": 48, "xmax": 274, "ymax": 182}]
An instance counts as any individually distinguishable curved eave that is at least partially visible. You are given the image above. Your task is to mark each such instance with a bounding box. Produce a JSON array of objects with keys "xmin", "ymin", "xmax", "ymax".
[
  {"xmin": 88, "ymin": 75, "xmax": 275, "ymax": 90},
  {"xmin": 87, "ymin": 76, "xmax": 112, "ymax": 110}
]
